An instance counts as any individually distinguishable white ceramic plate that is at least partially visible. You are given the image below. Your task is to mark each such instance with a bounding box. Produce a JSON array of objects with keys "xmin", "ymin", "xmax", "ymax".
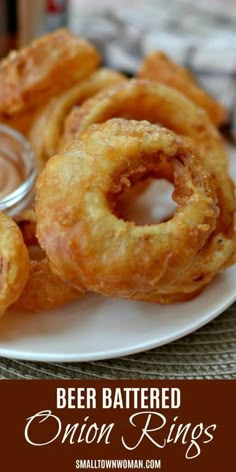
[{"xmin": 0, "ymin": 145, "xmax": 235, "ymax": 362}]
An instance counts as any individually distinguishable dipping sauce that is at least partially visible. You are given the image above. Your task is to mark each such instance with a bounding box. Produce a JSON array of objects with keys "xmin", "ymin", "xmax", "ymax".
[
  {"xmin": 0, "ymin": 153, "xmax": 23, "ymax": 199},
  {"xmin": 0, "ymin": 124, "xmax": 36, "ymax": 216}
]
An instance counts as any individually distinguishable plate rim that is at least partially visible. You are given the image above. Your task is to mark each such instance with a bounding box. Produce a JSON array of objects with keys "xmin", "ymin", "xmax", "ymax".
[{"xmin": 0, "ymin": 291, "xmax": 235, "ymax": 363}]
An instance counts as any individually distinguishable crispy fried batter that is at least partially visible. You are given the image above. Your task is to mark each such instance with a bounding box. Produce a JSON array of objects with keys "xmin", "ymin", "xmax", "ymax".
[
  {"xmin": 0, "ymin": 28, "xmax": 100, "ymax": 118},
  {"xmin": 11, "ymin": 258, "xmax": 83, "ymax": 312},
  {"xmin": 61, "ymin": 79, "xmax": 235, "ymax": 241},
  {"xmin": 12, "ymin": 209, "xmax": 83, "ymax": 311},
  {"xmin": 0, "ymin": 30, "xmax": 234, "ymax": 310},
  {"xmin": 29, "ymin": 68, "xmax": 127, "ymax": 170},
  {"xmin": 0, "ymin": 212, "xmax": 29, "ymax": 316},
  {"xmin": 137, "ymin": 51, "xmax": 227, "ymax": 127},
  {"xmin": 35, "ymin": 119, "xmax": 221, "ymax": 303}
]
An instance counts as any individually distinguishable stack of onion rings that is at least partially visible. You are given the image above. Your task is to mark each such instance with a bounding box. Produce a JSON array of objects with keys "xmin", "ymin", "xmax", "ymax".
[
  {"xmin": 61, "ymin": 79, "xmax": 235, "ymax": 239},
  {"xmin": 0, "ymin": 29, "xmax": 234, "ymax": 314},
  {"xmin": 0, "ymin": 29, "xmax": 101, "ymax": 314},
  {"xmin": 0, "ymin": 29, "xmax": 100, "ymax": 314}
]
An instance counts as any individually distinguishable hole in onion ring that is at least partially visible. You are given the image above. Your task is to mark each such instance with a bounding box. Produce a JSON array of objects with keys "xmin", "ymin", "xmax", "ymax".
[
  {"xmin": 116, "ymin": 177, "xmax": 177, "ymax": 225},
  {"xmin": 28, "ymin": 245, "xmax": 45, "ymax": 261}
]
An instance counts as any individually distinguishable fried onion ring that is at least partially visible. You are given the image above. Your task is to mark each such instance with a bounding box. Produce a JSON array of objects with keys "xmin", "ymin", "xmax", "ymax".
[
  {"xmin": 35, "ymin": 119, "xmax": 220, "ymax": 303},
  {"xmin": 61, "ymin": 79, "xmax": 235, "ymax": 239},
  {"xmin": 11, "ymin": 258, "xmax": 82, "ymax": 312},
  {"xmin": 29, "ymin": 68, "xmax": 127, "ymax": 170},
  {"xmin": 0, "ymin": 212, "xmax": 29, "ymax": 315},
  {"xmin": 12, "ymin": 210, "xmax": 83, "ymax": 311},
  {"xmin": 137, "ymin": 51, "xmax": 227, "ymax": 127},
  {"xmin": 0, "ymin": 28, "xmax": 100, "ymax": 118}
]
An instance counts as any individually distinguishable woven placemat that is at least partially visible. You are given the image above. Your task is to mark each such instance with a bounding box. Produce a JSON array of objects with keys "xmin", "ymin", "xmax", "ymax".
[{"xmin": 1, "ymin": 303, "xmax": 235, "ymax": 379}]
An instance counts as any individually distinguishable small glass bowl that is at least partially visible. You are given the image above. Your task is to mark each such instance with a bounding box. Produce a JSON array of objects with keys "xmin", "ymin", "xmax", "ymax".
[{"xmin": 0, "ymin": 124, "xmax": 36, "ymax": 217}]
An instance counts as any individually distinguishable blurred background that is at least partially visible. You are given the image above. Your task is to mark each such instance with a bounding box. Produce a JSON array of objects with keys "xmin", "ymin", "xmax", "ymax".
[{"xmin": 0, "ymin": 0, "xmax": 236, "ymax": 110}]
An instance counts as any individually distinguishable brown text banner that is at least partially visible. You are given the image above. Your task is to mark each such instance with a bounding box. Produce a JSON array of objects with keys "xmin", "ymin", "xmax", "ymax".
[{"xmin": 0, "ymin": 380, "xmax": 234, "ymax": 471}]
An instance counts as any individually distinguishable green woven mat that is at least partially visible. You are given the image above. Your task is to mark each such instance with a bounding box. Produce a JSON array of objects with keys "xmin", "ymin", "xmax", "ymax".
[{"xmin": 1, "ymin": 303, "xmax": 235, "ymax": 379}]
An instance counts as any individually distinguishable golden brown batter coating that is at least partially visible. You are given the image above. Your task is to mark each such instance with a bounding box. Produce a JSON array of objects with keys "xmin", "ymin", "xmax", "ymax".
[
  {"xmin": 61, "ymin": 79, "xmax": 235, "ymax": 241},
  {"xmin": 29, "ymin": 68, "xmax": 127, "ymax": 170},
  {"xmin": 35, "ymin": 119, "xmax": 222, "ymax": 303},
  {"xmin": 0, "ymin": 212, "xmax": 29, "ymax": 316},
  {"xmin": 0, "ymin": 28, "xmax": 100, "ymax": 118},
  {"xmin": 137, "ymin": 51, "xmax": 227, "ymax": 127}
]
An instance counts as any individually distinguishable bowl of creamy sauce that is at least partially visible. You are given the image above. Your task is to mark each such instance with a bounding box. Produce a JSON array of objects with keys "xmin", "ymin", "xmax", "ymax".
[{"xmin": 0, "ymin": 124, "xmax": 36, "ymax": 216}]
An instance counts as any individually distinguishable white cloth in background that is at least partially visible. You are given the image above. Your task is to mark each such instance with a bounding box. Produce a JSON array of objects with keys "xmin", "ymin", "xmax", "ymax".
[{"xmin": 68, "ymin": 0, "xmax": 236, "ymax": 115}]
